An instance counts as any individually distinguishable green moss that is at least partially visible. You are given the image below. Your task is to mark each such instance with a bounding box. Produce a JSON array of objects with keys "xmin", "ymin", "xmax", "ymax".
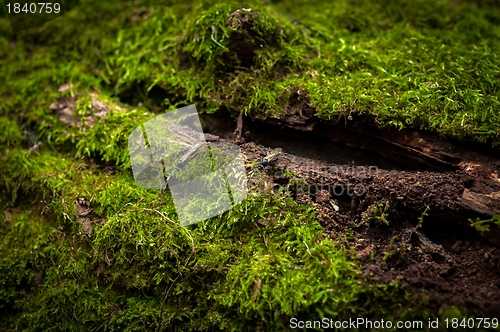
[
  {"xmin": 0, "ymin": 118, "xmax": 22, "ymax": 147},
  {"xmin": 469, "ymin": 214, "xmax": 500, "ymax": 232},
  {"xmin": 2, "ymin": 0, "xmax": 499, "ymax": 143},
  {"xmin": 1, "ymin": 0, "xmax": 498, "ymax": 329},
  {"xmin": 1, "ymin": 169, "xmax": 432, "ymax": 330},
  {"xmin": 270, "ymin": 0, "xmax": 500, "ymax": 145},
  {"xmin": 75, "ymin": 98, "xmax": 155, "ymax": 168},
  {"xmin": 360, "ymin": 202, "xmax": 392, "ymax": 226}
]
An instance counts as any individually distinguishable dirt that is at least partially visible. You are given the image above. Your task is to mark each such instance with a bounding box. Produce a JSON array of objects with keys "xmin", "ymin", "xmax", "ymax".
[
  {"xmin": 201, "ymin": 111, "xmax": 500, "ymax": 319},
  {"xmin": 75, "ymin": 197, "xmax": 105, "ymax": 238},
  {"xmin": 357, "ymin": 223, "xmax": 500, "ymax": 318},
  {"xmin": 49, "ymin": 95, "xmax": 76, "ymax": 127},
  {"xmin": 50, "ymin": 90, "xmax": 500, "ymax": 318},
  {"xmin": 50, "ymin": 91, "xmax": 113, "ymax": 131}
]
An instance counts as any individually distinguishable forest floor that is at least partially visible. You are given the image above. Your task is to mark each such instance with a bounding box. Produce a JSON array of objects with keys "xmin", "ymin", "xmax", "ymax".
[
  {"xmin": 1, "ymin": 0, "xmax": 500, "ymax": 330},
  {"xmin": 202, "ymin": 108, "xmax": 500, "ymax": 320}
]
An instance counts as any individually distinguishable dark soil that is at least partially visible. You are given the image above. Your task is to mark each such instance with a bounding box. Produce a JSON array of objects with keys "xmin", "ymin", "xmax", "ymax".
[{"xmin": 201, "ymin": 111, "xmax": 500, "ymax": 319}]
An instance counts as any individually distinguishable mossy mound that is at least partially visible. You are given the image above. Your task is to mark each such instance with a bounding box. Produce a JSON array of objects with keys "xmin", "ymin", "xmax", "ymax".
[
  {"xmin": 2, "ymin": 0, "xmax": 499, "ymax": 142},
  {"xmin": 1, "ymin": 0, "xmax": 498, "ymax": 330}
]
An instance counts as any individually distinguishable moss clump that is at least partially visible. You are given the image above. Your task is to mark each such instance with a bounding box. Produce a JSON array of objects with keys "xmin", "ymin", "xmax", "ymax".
[
  {"xmin": 3, "ymin": 0, "xmax": 499, "ymax": 143},
  {"xmin": 1, "ymin": 109, "xmax": 430, "ymax": 330},
  {"xmin": 469, "ymin": 214, "xmax": 500, "ymax": 232},
  {"xmin": 1, "ymin": 0, "xmax": 495, "ymax": 330},
  {"xmin": 1, "ymin": 186, "xmax": 431, "ymax": 330},
  {"xmin": 0, "ymin": 130, "xmax": 433, "ymax": 329}
]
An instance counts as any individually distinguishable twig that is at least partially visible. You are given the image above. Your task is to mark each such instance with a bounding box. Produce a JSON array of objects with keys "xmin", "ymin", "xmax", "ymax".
[
  {"xmin": 234, "ymin": 110, "xmax": 243, "ymax": 140},
  {"xmin": 210, "ymin": 25, "xmax": 228, "ymax": 50},
  {"xmin": 39, "ymin": 163, "xmax": 88, "ymax": 177},
  {"xmin": 261, "ymin": 234, "xmax": 269, "ymax": 254},
  {"xmin": 47, "ymin": 133, "xmax": 59, "ymax": 154},
  {"xmin": 29, "ymin": 142, "xmax": 42, "ymax": 154},
  {"xmin": 108, "ymin": 197, "xmax": 145, "ymax": 222},
  {"xmin": 303, "ymin": 240, "xmax": 312, "ymax": 257}
]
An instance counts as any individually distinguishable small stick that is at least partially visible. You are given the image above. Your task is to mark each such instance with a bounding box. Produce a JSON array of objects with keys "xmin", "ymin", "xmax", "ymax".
[
  {"xmin": 235, "ymin": 110, "xmax": 243, "ymax": 140},
  {"xmin": 261, "ymin": 234, "xmax": 269, "ymax": 254}
]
